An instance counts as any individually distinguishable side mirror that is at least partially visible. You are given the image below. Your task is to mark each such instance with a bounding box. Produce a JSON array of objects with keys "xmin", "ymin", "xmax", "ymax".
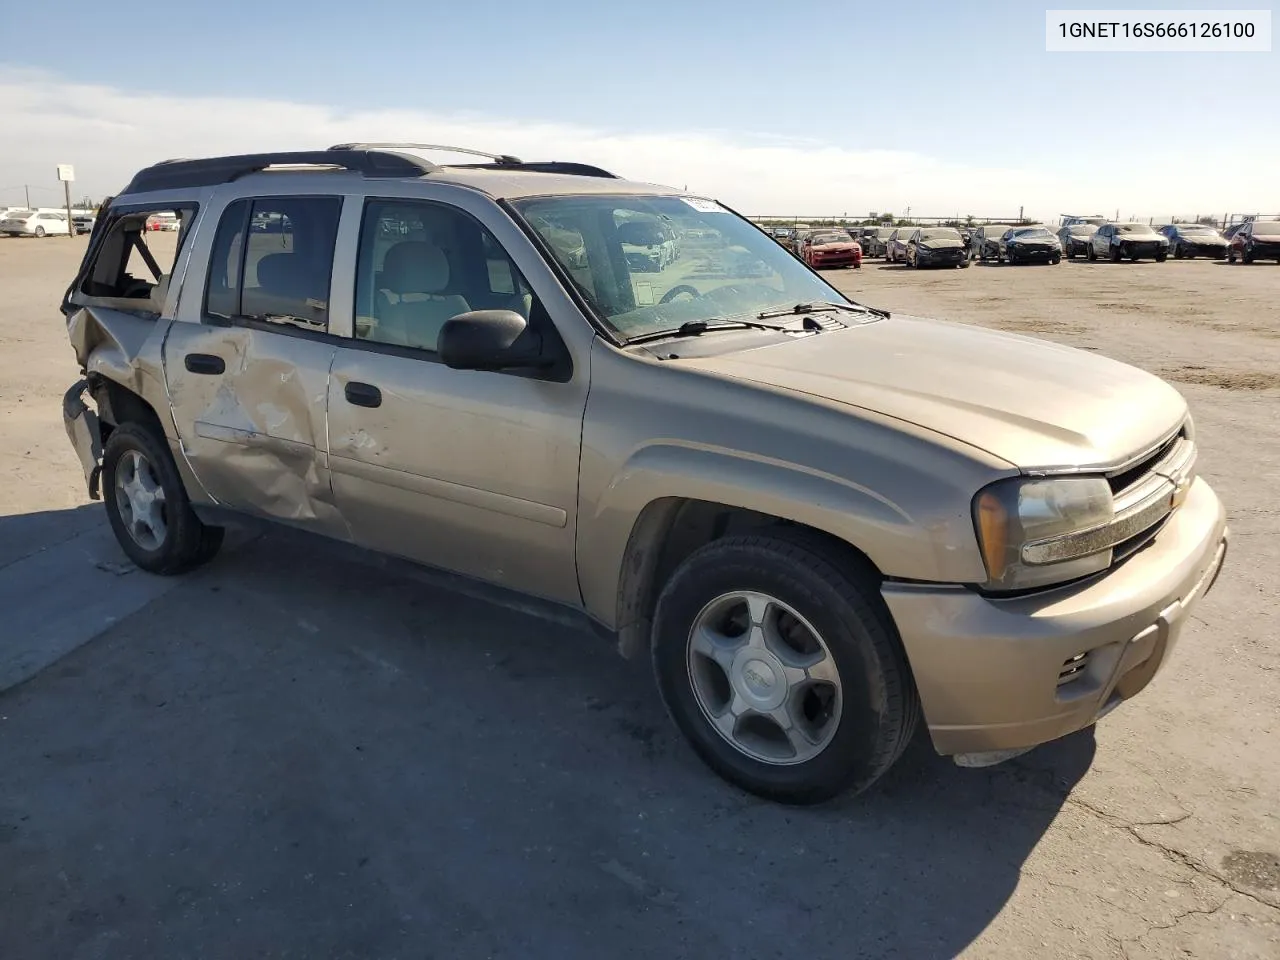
[{"xmin": 438, "ymin": 310, "xmax": 548, "ymax": 372}]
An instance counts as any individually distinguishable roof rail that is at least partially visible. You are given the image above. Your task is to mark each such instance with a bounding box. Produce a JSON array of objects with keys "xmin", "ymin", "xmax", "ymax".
[
  {"xmin": 462, "ymin": 161, "xmax": 619, "ymax": 179},
  {"xmin": 329, "ymin": 142, "xmax": 524, "ymax": 164},
  {"xmin": 122, "ymin": 149, "xmax": 436, "ymax": 194}
]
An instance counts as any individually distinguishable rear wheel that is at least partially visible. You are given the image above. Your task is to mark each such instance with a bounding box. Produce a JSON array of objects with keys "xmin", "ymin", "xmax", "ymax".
[
  {"xmin": 102, "ymin": 422, "xmax": 224, "ymax": 575},
  {"xmin": 1087, "ymin": 244, "xmax": 1098, "ymax": 261},
  {"xmin": 33, "ymin": 226, "xmax": 45, "ymax": 238},
  {"xmin": 652, "ymin": 532, "xmax": 919, "ymax": 804}
]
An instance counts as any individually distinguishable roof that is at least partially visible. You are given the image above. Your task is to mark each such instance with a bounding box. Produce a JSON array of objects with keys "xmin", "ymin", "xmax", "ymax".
[{"xmin": 117, "ymin": 144, "xmax": 682, "ymax": 201}]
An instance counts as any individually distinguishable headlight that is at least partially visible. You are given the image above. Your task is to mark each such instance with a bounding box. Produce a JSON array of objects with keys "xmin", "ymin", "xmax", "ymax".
[{"xmin": 973, "ymin": 476, "xmax": 1115, "ymax": 591}]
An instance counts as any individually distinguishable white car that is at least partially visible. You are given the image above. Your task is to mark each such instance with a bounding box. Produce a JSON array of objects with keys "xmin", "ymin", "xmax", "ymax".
[{"xmin": 0, "ymin": 210, "xmax": 72, "ymax": 237}]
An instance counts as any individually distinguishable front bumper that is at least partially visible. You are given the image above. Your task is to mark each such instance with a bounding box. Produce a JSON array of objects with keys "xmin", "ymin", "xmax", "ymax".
[
  {"xmin": 917, "ymin": 249, "xmax": 966, "ymax": 266},
  {"xmin": 1118, "ymin": 242, "xmax": 1166, "ymax": 258},
  {"xmin": 1184, "ymin": 243, "xmax": 1227, "ymax": 257},
  {"xmin": 883, "ymin": 477, "xmax": 1227, "ymax": 756},
  {"xmin": 1008, "ymin": 245, "xmax": 1059, "ymax": 262}
]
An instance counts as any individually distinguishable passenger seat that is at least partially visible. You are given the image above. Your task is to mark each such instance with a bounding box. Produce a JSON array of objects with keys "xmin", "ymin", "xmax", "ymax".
[{"xmin": 377, "ymin": 242, "xmax": 470, "ymax": 351}]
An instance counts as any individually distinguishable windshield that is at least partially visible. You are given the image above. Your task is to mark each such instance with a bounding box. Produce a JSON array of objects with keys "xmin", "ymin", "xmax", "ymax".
[
  {"xmin": 811, "ymin": 233, "xmax": 848, "ymax": 244},
  {"xmin": 1178, "ymin": 225, "xmax": 1218, "ymax": 235},
  {"xmin": 1251, "ymin": 221, "xmax": 1280, "ymax": 238},
  {"xmin": 918, "ymin": 228, "xmax": 961, "ymax": 241},
  {"xmin": 1067, "ymin": 224, "xmax": 1096, "ymax": 235},
  {"xmin": 1117, "ymin": 223, "xmax": 1156, "ymax": 234},
  {"xmin": 1013, "ymin": 228, "xmax": 1053, "ymax": 239},
  {"xmin": 875, "ymin": 227, "xmax": 899, "ymax": 238},
  {"xmin": 513, "ymin": 194, "xmax": 853, "ymax": 340}
]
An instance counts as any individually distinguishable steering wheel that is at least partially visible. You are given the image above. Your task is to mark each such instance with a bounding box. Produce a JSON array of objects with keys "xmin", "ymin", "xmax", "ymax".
[{"xmin": 658, "ymin": 284, "xmax": 700, "ymax": 305}]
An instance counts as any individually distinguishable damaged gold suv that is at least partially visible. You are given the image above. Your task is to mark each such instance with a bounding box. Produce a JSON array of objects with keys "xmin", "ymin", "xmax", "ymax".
[{"xmin": 62, "ymin": 144, "xmax": 1227, "ymax": 803}]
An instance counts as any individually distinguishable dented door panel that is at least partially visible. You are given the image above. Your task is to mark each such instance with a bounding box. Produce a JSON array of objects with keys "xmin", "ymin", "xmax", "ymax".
[{"xmin": 161, "ymin": 322, "xmax": 347, "ymax": 538}]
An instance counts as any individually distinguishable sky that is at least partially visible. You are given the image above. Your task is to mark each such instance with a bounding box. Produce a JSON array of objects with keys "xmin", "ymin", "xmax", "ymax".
[{"xmin": 0, "ymin": 0, "xmax": 1275, "ymax": 219}]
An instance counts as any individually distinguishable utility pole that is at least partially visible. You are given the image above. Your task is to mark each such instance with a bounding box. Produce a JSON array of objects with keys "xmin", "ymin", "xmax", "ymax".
[{"xmin": 24, "ymin": 184, "xmax": 30, "ymax": 207}]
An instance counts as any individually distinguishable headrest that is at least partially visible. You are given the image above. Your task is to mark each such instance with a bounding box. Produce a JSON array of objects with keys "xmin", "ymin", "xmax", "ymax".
[
  {"xmin": 255, "ymin": 253, "xmax": 308, "ymax": 295},
  {"xmin": 382, "ymin": 242, "xmax": 450, "ymax": 294}
]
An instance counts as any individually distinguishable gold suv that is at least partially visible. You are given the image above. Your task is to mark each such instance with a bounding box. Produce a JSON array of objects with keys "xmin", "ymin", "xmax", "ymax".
[{"xmin": 61, "ymin": 144, "xmax": 1227, "ymax": 803}]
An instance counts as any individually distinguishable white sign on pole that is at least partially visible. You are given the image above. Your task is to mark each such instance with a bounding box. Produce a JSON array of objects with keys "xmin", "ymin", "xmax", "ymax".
[{"xmin": 56, "ymin": 164, "xmax": 75, "ymax": 182}]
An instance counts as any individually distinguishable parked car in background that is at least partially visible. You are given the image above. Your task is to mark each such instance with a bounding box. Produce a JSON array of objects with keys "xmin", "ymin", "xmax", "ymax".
[
  {"xmin": 905, "ymin": 227, "xmax": 969, "ymax": 268},
  {"xmin": 1061, "ymin": 214, "xmax": 1108, "ymax": 229},
  {"xmin": 863, "ymin": 226, "xmax": 899, "ymax": 259},
  {"xmin": 799, "ymin": 230, "xmax": 862, "ymax": 269},
  {"xmin": 1088, "ymin": 223, "xmax": 1169, "ymax": 262},
  {"xmin": 999, "ymin": 226, "xmax": 1062, "ymax": 265},
  {"xmin": 970, "ymin": 224, "xmax": 1012, "ymax": 262},
  {"xmin": 619, "ymin": 217, "xmax": 679, "ymax": 272},
  {"xmin": 60, "ymin": 144, "xmax": 1227, "ymax": 804},
  {"xmin": 147, "ymin": 211, "xmax": 182, "ymax": 231},
  {"xmin": 0, "ymin": 210, "xmax": 72, "ymax": 237},
  {"xmin": 72, "ymin": 215, "xmax": 96, "ymax": 235},
  {"xmin": 884, "ymin": 226, "xmax": 914, "ymax": 263},
  {"xmin": 1222, "ymin": 222, "xmax": 1249, "ymax": 241},
  {"xmin": 1159, "ymin": 224, "xmax": 1227, "ymax": 260},
  {"xmin": 1227, "ymin": 219, "xmax": 1280, "ymax": 264},
  {"xmin": 854, "ymin": 226, "xmax": 878, "ymax": 251},
  {"xmin": 1058, "ymin": 222, "xmax": 1097, "ymax": 259},
  {"xmin": 770, "ymin": 226, "xmax": 796, "ymax": 246}
]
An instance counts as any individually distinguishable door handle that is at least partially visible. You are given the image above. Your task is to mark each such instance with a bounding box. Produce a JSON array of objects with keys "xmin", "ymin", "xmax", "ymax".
[
  {"xmin": 184, "ymin": 353, "xmax": 225, "ymax": 375},
  {"xmin": 344, "ymin": 381, "xmax": 382, "ymax": 408}
]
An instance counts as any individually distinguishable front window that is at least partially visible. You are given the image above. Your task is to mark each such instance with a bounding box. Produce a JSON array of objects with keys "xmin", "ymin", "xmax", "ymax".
[{"xmin": 513, "ymin": 194, "xmax": 850, "ymax": 340}]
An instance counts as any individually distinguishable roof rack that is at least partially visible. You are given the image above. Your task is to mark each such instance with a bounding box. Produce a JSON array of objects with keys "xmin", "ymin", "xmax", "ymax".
[
  {"xmin": 329, "ymin": 142, "xmax": 524, "ymax": 164},
  {"xmin": 328, "ymin": 143, "xmax": 619, "ymax": 178},
  {"xmin": 461, "ymin": 161, "xmax": 619, "ymax": 179},
  {"xmin": 122, "ymin": 149, "xmax": 436, "ymax": 194}
]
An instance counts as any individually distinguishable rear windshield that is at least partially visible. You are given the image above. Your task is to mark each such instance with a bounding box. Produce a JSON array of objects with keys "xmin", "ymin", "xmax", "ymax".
[
  {"xmin": 1117, "ymin": 223, "xmax": 1156, "ymax": 234},
  {"xmin": 918, "ymin": 228, "xmax": 960, "ymax": 240},
  {"xmin": 1251, "ymin": 221, "xmax": 1280, "ymax": 237},
  {"xmin": 4, "ymin": 209, "xmax": 33, "ymax": 218}
]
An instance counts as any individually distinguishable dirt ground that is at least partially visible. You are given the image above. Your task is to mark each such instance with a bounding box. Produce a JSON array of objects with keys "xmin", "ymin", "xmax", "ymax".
[{"xmin": 1, "ymin": 235, "xmax": 1277, "ymax": 959}]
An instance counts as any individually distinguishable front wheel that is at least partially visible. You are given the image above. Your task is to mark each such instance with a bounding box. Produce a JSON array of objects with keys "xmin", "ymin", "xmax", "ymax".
[
  {"xmin": 102, "ymin": 422, "xmax": 224, "ymax": 575},
  {"xmin": 33, "ymin": 226, "xmax": 45, "ymax": 238},
  {"xmin": 652, "ymin": 533, "xmax": 919, "ymax": 804},
  {"xmin": 1155, "ymin": 250, "xmax": 1167, "ymax": 262},
  {"xmin": 1243, "ymin": 248, "xmax": 1255, "ymax": 264},
  {"xmin": 1110, "ymin": 245, "xmax": 1122, "ymax": 263}
]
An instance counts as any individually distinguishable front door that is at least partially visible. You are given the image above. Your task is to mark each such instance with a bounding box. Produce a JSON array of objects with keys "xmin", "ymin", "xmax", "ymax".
[
  {"xmin": 162, "ymin": 193, "xmax": 348, "ymax": 537},
  {"xmin": 325, "ymin": 196, "xmax": 588, "ymax": 604}
]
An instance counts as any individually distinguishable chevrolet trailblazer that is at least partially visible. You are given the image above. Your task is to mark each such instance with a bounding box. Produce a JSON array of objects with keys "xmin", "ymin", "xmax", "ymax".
[{"xmin": 60, "ymin": 143, "xmax": 1227, "ymax": 803}]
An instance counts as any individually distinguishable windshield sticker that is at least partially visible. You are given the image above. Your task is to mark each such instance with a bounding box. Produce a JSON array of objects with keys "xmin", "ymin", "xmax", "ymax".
[{"xmin": 682, "ymin": 198, "xmax": 725, "ymax": 213}]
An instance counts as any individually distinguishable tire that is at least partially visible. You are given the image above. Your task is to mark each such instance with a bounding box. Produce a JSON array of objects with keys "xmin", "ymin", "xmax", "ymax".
[
  {"xmin": 651, "ymin": 532, "xmax": 919, "ymax": 805},
  {"xmin": 1173, "ymin": 243, "xmax": 1184, "ymax": 259},
  {"xmin": 102, "ymin": 422, "xmax": 224, "ymax": 575},
  {"xmin": 1155, "ymin": 250, "xmax": 1167, "ymax": 262},
  {"xmin": 1243, "ymin": 248, "xmax": 1255, "ymax": 264},
  {"xmin": 1110, "ymin": 245, "xmax": 1122, "ymax": 263},
  {"xmin": 1065, "ymin": 245, "xmax": 1075, "ymax": 260},
  {"xmin": 1051, "ymin": 255, "xmax": 1061, "ymax": 264},
  {"xmin": 959, "ymin": 259, "xmax": 970, "ymax": 269},
  {"xmin": 34, "ymin": 226, "xmax": 44, "ymax": 238},
  {"xmin": 1087, "ymin": 244, "xmax": 1097, "ymax": 262},
  {"xmin": 1227, "ymin": 249, "xmax": 1236, "ymax": 264}
]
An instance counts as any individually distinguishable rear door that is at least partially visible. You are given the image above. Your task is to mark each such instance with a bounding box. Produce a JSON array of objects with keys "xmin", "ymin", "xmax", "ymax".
[
  {"xmin": 161, "ymin": 191, "xmax": 349, "ymax": 538},
  {"xmin": 324, "ymin": 192, "xmax": 589, "ymax": 604}
]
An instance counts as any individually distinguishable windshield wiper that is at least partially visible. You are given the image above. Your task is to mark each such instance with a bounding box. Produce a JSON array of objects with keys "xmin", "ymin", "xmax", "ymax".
[
  {"xmin": 624, "ymin": 317, "xmax": 813, "ymax": 345},
  {"xmin": 758, "ymin": 299, "xmax": 890, "ymax": 321}
]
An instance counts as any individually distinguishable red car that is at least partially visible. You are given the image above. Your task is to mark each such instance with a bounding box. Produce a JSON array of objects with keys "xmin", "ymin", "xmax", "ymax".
[{"xmin": 800, "ymin": 230, "xmax": 862, "ymax": 269}]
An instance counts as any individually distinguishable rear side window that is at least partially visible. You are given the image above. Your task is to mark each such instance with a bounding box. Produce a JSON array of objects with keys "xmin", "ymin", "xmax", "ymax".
[
  {"xmin": 204, "ymin": 196, "xmax": 341, "ymax": 329},
  {"xmin": 77, "ymin": 204, "xmax": 198, "ymax": 306}
]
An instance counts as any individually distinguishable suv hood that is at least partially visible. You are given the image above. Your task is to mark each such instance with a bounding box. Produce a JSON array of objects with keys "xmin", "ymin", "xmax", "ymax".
[{"xmin": 683, "ymin": 315, "xmax": 1186, "ymax": 470}]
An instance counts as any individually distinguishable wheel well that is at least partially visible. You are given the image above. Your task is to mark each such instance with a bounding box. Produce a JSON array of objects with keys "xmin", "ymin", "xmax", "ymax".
[
  {"xmin": 614, "ymin": 498, "xmax": 881, "ymax": 658},
  {"xmin": 91, "ymin": 376, "xmax": 165, "ymax": 443}
]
